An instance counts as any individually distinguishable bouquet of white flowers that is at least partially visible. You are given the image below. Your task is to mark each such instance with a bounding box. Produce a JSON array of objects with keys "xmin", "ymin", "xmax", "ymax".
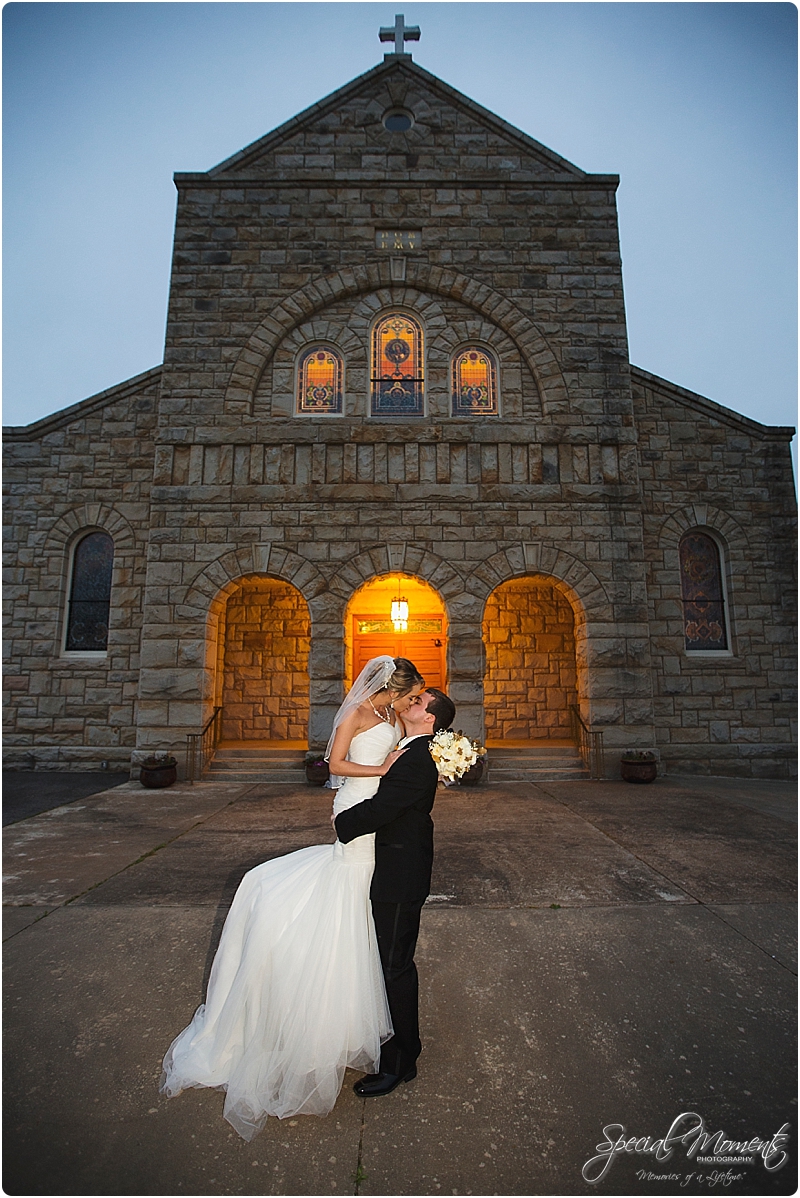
[{"xmin": 429, "ymin": 729, "xmax": 486, "ymax": 784}]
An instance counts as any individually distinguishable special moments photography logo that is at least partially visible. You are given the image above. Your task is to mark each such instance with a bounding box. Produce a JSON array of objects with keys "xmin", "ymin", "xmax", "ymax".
[{"xmin": 581, "ymin": 1111, "xmax": 790, "ymax": 1185}]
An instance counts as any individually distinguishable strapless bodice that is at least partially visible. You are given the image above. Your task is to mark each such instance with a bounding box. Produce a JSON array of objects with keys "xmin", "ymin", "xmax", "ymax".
[
  {"xmin": 333, "ymin": 721, "xmax": 400, "ymax": 817},
  {"xmin": 346, "ymin": 721, "xmax": 400, "ymax": 766}
]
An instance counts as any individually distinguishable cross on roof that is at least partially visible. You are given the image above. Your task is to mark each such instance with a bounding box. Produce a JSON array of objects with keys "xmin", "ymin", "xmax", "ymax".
[{"xmin": 379, "ymin": 14, "xmax": 421, "ymax": 58}]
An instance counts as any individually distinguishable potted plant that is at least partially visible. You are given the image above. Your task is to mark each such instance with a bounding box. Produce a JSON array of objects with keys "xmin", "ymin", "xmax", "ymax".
[
  {"xmin": 139, "ymin": 754, "xmax": 178, "ymax": 789},
  {"xmin": 619, "ymin": 749, "xmax": 658, "ymax": 784},
  {"xmin": 305, "ymin": 752, "xmax": 330, "ymax": 786}
]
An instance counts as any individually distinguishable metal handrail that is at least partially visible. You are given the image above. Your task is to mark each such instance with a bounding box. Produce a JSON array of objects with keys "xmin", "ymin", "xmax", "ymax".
[
  {"xmin": 185, "ymin": 706, "xmax": 222, "ymax": 784},
  {"xmin": 570, "ymin": 705, "xmax": 605, "ymax": 780}
]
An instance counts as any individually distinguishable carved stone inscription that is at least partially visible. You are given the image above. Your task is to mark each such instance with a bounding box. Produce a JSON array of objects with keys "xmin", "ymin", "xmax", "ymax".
[{"xmin": 375, "ymin": 230, "xmax": 422, "ymax": 251}]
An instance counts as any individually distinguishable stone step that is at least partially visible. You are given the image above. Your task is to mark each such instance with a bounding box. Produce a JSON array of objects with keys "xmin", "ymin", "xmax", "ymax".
[
  {"xmin": 489, "ymin": 751, "xmax": 583, "ymax": 764},
  {"xmin": 207, "ymin": 746, "xmax": 308, "ymax": 784},
  {"xmin": 486, "ymin": 744, "xmax": 588, "ymax": 783},
  {"xmin": 210, "ymin": 757, "xmax": 306, "ymax": 768},
  {"xmin": 489, "ymin": 767, "xmax": 588, "ymax": 782},
  {"xmin": 204, "ymin": 745, "xmax": 589, "ymax": 784},
  {"xmin": 488, "ymin": 742, "xmax": 582, "ymax": 752},
  {"xmin": 205, "ymin": 770, "xmax": 309, "ymax": 784},
  {"xmin": 213, "ymin": 749, "xmax": 307, "ymax": 761}
]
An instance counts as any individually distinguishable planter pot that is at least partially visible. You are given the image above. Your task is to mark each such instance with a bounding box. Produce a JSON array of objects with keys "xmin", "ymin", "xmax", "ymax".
[
  {"xmin": 620, "ymin": 760, "xmax": 657, "ymax": 784},
  {"xmin": 306, "ymin": 760, "xmax": 330, "ymax": 786},
  {"xmin": 140, "ymin": 762, "xmax": 177, "ymax": 789},
  {"xmin": 459, "ymin": 759, "xmax": 485, "ymax": 787}
]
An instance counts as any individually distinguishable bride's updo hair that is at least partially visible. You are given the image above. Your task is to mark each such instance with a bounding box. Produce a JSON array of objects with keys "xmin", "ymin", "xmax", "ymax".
[{"xmin": 388, "ymin": 657, "xmax": 425, "ymax": 699}]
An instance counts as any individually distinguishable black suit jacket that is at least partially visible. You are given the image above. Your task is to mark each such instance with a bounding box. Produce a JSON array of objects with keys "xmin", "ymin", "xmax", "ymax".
[{"xmin": 334, "ymin": 734, "xmax": 439, "ymax": 904}]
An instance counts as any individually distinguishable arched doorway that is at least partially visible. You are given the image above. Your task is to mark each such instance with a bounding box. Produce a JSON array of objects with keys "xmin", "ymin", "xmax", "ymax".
[
  {"xmin": 483, "ymin": 576, "xmax": 578, "ymax": 744},
  {"xmin": 345, "ymin": 575, "xmax": 447, "ymax": 691},
  {"xmin": 218, "ymin": 577, "xmax": 310, "ymax": 745}
]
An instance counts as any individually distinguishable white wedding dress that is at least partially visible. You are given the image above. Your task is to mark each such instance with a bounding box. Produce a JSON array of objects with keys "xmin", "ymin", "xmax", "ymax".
[{"xmin": 160, "ymin": 721, "xmax": 399, "ymax": 1139}]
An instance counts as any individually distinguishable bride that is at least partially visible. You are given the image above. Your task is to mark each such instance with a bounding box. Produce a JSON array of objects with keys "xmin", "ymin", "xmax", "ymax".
[{"xmin": 159, "ymin": 655, "xmax": 425, "ymax": 1140}]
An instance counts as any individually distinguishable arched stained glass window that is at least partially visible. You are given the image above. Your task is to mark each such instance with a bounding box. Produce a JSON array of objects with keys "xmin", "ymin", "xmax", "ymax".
[
  {"xmin": 679, "ymin": 531, "xmax": 728, "ymax": 651},
  {"xmin": 370, "ymin": 313, "xmax": 424, "ymax": 417},
  {"xmin": 451, "ymin": 347, "xmax": 498, "ymax": 416},
  {"xmin": 65, "ymin": 531, "xmax": 114, "ymax": 652},
  {"xmin": 296, "ymin": 346, "xmax": 343, "ymax": 415}
]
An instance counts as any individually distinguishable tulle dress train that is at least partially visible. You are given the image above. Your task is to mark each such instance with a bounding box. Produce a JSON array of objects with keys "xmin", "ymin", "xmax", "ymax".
[{"xmin": 159, "ymin": 722, "xmax": 398, "ymax": 1139}]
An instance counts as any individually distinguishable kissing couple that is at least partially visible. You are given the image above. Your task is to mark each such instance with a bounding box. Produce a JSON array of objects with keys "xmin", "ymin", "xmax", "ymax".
[{"xmin": 160, "ymin": 655, "xmax": 456, "ymax": 1140}]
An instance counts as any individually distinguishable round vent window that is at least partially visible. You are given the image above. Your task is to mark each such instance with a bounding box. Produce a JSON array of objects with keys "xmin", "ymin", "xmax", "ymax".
[{"xmin": 383, "ymin": 109, "xmax": 414, "ymax": 132}]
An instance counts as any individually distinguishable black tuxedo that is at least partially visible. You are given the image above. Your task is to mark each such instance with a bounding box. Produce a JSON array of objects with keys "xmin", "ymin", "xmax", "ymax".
[
  {"xmin": 334, "ymin": 734, "xmax": 438, "ymax": 903},
  {"xmin": 334, "ymin": 733, "xmax": 439, "ymax": 1075}
]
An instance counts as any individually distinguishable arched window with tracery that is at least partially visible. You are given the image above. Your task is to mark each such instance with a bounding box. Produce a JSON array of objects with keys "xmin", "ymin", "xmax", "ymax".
[
  {"xmin": 451, "ymin": 347, "xmax": 498, "ymax": 416},
  {"xmin": 64, "ymin": 531, "xmax": 114, "ymax": 652},
  {"xmin": 296, "ymin": 345, "xmax": 343, "ymax": 415},
  {"xmin": 370, "ymin": 313, "xmax": 424, "ymax": 416},
  {"xmin": 679, "ymin": 530, "xmax": 729, "ymax": 651}
]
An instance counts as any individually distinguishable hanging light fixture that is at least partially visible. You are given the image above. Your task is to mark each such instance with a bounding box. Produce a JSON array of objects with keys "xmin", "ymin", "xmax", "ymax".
[{"xmin": 390, "ymin": 578, "xmax": 409, "ymax": 632}]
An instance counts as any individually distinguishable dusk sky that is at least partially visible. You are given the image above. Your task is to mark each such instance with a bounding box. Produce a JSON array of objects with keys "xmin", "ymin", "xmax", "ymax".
[{"xmin": 3, "ymin": 3, "xmax": 797, "ymax": 461}]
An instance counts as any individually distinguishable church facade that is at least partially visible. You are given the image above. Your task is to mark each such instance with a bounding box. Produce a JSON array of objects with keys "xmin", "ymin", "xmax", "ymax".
[{"xmin": 4, "ymin": 45, "xmax": 796, "ymax": 779}]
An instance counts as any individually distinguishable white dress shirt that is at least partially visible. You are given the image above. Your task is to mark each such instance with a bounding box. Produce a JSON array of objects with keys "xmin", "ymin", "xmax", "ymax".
[{"xmin": 397, "ymin": 733, "xmax": 430, "ymax": 749}]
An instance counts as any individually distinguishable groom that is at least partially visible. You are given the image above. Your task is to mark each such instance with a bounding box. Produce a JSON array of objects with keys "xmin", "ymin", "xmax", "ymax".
[{"xmin": 334, "ymin": 687, "xmax": 456, "ymax": 1097}]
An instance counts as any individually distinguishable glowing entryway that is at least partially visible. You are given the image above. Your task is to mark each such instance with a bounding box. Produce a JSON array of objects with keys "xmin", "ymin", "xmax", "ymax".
[
  {"xmin": 344, "ymin": 575, "xmax": 447, "ymax": 691},
  {"xmin": 483, "ymin": 576, "xmax": 579, "ymax": 743},
  {"xmin": 219, "ymin": 577, "xmax": 310, "ymax": 743}
]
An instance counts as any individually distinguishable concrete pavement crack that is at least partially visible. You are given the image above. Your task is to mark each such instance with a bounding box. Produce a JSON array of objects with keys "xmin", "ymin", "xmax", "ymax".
[{"xmin": 354, "ymin": 1100, "xmax": 367, "ymax": 1195}]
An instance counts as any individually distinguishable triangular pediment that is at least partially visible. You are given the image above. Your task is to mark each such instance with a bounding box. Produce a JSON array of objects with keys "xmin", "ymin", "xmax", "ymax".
[{"xmin": 207, "ymin": 58, "xmax": 585, "ymax": 182}]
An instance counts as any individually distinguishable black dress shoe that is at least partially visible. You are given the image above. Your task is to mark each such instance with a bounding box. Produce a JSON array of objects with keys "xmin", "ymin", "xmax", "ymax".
[{"xmin": 353, "ymin": 1067, "xmax": 417, "ymax": 1097}]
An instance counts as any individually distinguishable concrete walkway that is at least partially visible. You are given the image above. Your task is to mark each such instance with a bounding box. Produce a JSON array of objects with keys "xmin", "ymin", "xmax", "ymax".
[
  {"xmin": 3, "ymin": 774, "xmax": 796, "ymax": 1196},
  {"xmin": 2, "ymin": 769, "xmax": 131, "ymax": 826}
]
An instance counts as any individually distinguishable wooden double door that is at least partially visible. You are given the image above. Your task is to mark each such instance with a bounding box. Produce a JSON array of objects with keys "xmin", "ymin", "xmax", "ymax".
[{"xmin": 351, "ymin": 612, "xmax": 446, "ymax": 692}]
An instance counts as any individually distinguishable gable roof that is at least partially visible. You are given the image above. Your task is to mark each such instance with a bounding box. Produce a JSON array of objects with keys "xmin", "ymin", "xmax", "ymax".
[
  {"xmin": 200, "ymin": 57, "xmax": 590, "ymax": 183},
  {"xmin": 631, "ymin": 365, "xmax": 795, "ymax": 441},
  {"xmin": 2, "ymin": 366, "xmax": 162, "ymax": 442}
]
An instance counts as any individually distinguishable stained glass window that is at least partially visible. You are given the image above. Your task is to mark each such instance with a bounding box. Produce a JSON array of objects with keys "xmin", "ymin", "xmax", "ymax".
[
  {"xmin": 451, "ymin": 348, "xmax": 498, "ymax": 416},
  {"xmin": 679, "ymin": 532, "xmax": 728, "ymax": 651},
  {"xmin": 65, "ymin": 531, "xmax": 114, "ymax": 652},
  {"xmin": 296, "ymin": 346, "xmax": 343, "ymax": 415},
  {"xmin": 370, "ymin": 313, "xmax": 424, "ymax": 416}
]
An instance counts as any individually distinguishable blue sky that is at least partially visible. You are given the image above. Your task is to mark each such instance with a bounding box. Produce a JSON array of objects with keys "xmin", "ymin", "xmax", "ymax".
[{"xmin": 3, "ymin": 2, "xmax": 797, "ymax": 455}]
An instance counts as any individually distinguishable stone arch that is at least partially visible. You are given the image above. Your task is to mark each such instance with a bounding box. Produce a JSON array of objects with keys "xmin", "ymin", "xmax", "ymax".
[
  {"xmin": 259, "ymin": 317, "xmax": 365, "ymax": 418},
  {"xmin": 317, "ymin": 543, "xmax": 484, "ymax": 741},
  {"xmin": 174, "ymin": 547, "xmax": 329, "ymax": 745},
  {"xmin": 182, "ymin": 544, "xmax": 328, "ymax": 619},
  {"xmin": 326, "ymin": 543, "xmax": 466, "ymax": 606},
  {"xmin": 352, "ymin": 287, "xmax": 447, "ymax": 332},
  {"xmin": 354, "ymin": 288, "xmax": 445, "ymax": 419},
  {"xmin": 652, "ymin": 504, "xmax": 747, "ymax": 655},
  {"xmin": 223, "ymin": 261, "xmax": 569, "ymax": 417},
  {"xmin": 43, "ymin": 503, "xmax": 137, "ymax": 555},
  {"xmin": 429, "ymin": 318, "xmax": 530, "ymax": 420},
  {"xmin": 653, "ymin": 503, "xmax": 750, "ymax": 565},
  {"xmin": 483, "ymin": 575, "xmax": 580, "ymax": 741},
  {"xmin": 343, "ymin": 573, "xmax": 449, "ymax": 693},
  {"xmin": 468, "ymin": 543, "xmax": 614, "ymax": 731},
  {"xmin": 466, "ymin": 543, "xmax": 610, "ymax": 616},
  {"xmin": 215, "ymin": 576, "xmax": 311, "ymax": 743},
  {"xmin": 42, "ymin": 504, "xmax": 139, "ymax": 658}
]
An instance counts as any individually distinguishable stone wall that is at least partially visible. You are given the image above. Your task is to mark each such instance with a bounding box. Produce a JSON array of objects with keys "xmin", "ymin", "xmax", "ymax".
[
  {"xmin": 220, "ymin": 579, "xmax": 309, "ymax": 741},
  {"xmin": 484, "ymin": 579, "xmax": 577, "ymax": 740},
  {"xmin": 3, "ymin": 59, "xmax": 795, "ymax": 779},
  {"xmin": 634, "ymin": 367, "xmax": 797, "ymax": 778},
  {"xmin": 2, "ymin": 369, "xmax": 159, "ymax": 771}
]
